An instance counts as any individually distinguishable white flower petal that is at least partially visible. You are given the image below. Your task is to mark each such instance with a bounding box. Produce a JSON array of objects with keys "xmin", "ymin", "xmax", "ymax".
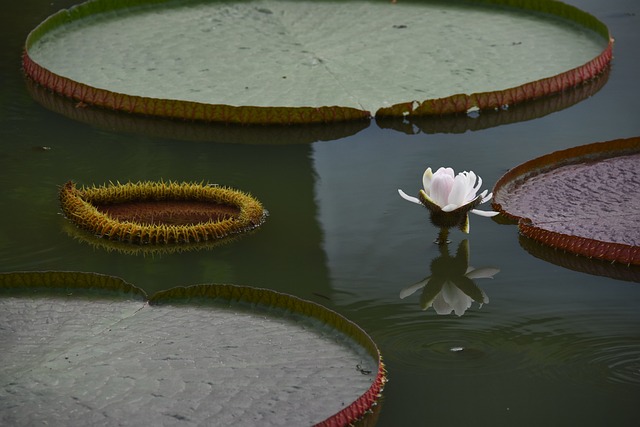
[
  {"xmin": 436, "ymin": 167, "xmax": 455, "ymax": 178},
  {"xmin": 470, "ymin": 208, "xmax": 500, "ymax": 217},
  {"xmin": 422, "ymin": 167, "xmax": 433, "ymax": 195},
  {"xmin": 461, "ymin": 171, "xmax": 478, "ymax": 202},
  {"xmin": 398, "ymin": 189, "xmax": 422, "ymax": 205},
  {"xmin": 441, "ymin": 203, "xmax": 459, "ymax": 212},
  {"xmin": 472, "ymin": 173, "xmax": 482, "ymax": 194},
  {"xmin": 430, "ymin": 172, "xmax": 454, "ymax": 207},
  {"xmin": 448, "ymin": 173, "xmax": 471, "ymax": 206},
  {"xmin": 481, "ymin": 191, "xmax": 493, "ymax": 204}
]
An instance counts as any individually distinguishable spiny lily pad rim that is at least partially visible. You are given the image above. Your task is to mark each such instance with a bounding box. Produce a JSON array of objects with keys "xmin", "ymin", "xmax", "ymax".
[
  {"xmin": 492, "ymin": 137, "xmax": 640, "ymax": 265},
  {"xmin": 59, "ymin": 180, "xmax": 267, "ymax": 245},
  {"xmin": 60, "ymin": 219, "xmax": 244, "ymax": 256},
  {"xmin": 22, "ymin": 0, "xmax": 613, "ymax": 125},
  {"xmin": 0, "ymin": 271, "xmax": 386, "ymax": 426}
]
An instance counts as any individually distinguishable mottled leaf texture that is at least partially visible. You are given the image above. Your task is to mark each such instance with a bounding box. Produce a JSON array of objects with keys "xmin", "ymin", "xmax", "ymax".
[
  {"xmin": 493, "ymin": 137, "xmax": 640, "ymax": 265},
  {"xmin": 24, "ymin": 0, "xmax": 611, "ymax": 124},
  {"xmin": 0, "ymin": 272, "xmax": 385, "ymax": 426}
]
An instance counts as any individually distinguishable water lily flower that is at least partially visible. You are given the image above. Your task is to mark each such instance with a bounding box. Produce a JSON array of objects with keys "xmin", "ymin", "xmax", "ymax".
[{"xmin": 398, "ymin": 167, "xmax": 499, "ymax": 242}]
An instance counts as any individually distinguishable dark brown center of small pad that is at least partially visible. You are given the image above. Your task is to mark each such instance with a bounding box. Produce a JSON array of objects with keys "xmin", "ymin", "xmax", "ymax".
[{"xmin": 95, "ymin": 201, "xmax": 240, "ymax": 226}]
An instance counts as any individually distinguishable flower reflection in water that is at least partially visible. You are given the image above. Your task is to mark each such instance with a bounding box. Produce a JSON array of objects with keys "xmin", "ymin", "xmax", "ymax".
[
  {"xmin": 400, "ymin": 240, "xmax": 499, "ymax": 316},
  {"xmin": 398, "ymin": 167, "xmax": 499, "ymax": 244}
]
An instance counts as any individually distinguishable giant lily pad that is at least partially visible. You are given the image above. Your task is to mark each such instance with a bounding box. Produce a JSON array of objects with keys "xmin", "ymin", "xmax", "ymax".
[
  {"xmin": 23, "ymin": 0, "xmax": 612, "ymax": 125},
  {"xmin": 0, "ymin": 271, "xmax": 386, "ymax": 426},
  {"xmin": 492, "ymin": 137, "xmax": 640, "ymax": 266}
]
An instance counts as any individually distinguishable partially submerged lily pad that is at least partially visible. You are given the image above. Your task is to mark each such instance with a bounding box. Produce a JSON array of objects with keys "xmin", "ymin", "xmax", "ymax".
[
  {"xmin": 23, "ymin": 0, "xmax": 612, "ymax": 125},
  {"xmin": 0, "ymin": 271, "xmax": 386, "ymax": 426},
  {"xmin": 60, "ymin": 180, "xmax": 267, "ymax": 245},
  {"xmin": 492, "ymin": 137, "xmax": 640, "ymax": 265}
]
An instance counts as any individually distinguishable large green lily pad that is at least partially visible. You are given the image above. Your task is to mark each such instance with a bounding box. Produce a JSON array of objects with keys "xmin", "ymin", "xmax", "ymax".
[
  {"xmin": 492, "ymin": 137, "xmax": 640, "ymax": 266},
  {"xmin": 0, "ymin": 272, "xmax": 385, "ymax": 426},
  {"xmin": 23, "ymin": 0, "xmax": 612, "ymax": 124}
]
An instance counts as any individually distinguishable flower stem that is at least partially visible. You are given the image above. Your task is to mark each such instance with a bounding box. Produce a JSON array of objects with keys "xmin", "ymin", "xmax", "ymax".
[{"xmin": 435, "ymin": 228, "xmax": 450, "ymax": 245}]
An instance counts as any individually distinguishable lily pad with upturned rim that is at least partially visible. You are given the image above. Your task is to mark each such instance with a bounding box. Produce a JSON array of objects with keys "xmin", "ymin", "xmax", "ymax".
[
  {"xmin": 518, "ymin": 234, "xmax": 640, "ymax": 283},
  {"xmin": 59, "ymin": 180, "xmax": 267, "ymax": 245},
  {"xmin": 0, "ymin": 271, "xmax": 386, "ymax": 426},
  {"xmin": 492, "ymin": 137, "xmax": 640, "ymax": 265},
  {"xmin": 25, "ymin": 65, "xmax": 610, "ymax": 140},
  {"xmin": 23, "ymin": 0, "xmax": 613, "ymax": 125}
]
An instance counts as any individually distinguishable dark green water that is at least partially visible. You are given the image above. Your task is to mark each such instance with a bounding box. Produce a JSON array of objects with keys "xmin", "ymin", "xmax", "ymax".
[{"xmin": 1, "ymin": 0, "xmax": 639, "ymax": 425}]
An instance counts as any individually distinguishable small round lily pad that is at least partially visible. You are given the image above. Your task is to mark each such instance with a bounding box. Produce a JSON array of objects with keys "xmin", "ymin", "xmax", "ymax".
[
  {"xmin": 59, "ymin": 180, "xmax": 267, "ymax": 245},
  {"xmin": 23, "ymin": 0, "xmax": 613, "ymax": 125},
  {"xmin": 492, "ymin": 137, "xmax": 640, "ymax": 265},
  {"xmin": 0, "ymin": 271, "xmax": 386, "ymax": 426}
]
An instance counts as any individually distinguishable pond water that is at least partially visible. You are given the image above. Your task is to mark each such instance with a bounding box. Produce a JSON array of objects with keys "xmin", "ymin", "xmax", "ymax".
[{"xmin": 2, "ymin": 0, "xmax": 639, "ymax": 426}]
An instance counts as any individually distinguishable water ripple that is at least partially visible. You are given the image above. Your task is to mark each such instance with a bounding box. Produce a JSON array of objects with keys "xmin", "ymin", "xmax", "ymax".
[
  {"xmin": 525, "ymin": 335, "xmax": 640, "ymax": 388},
  {"xmin": 371, "ymin": 312, "xmax": 640, "ymax": 388},
  {"xmin": 374, "ymin": 317, "xmax": 528, "ymax": 377}
]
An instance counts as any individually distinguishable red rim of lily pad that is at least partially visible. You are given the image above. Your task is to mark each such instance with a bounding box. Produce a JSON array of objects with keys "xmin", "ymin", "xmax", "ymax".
[
  {"xmin": 24, "ymin": 59, "xmax": 609, "ymax": 139},
  {"xmin": 0, "ymin": 271, "xmax": 387, "ymax": 426},
  {"xmin": 23, "ymin": 77, "xmax": 371, "ymax": 144},
  {"xmin": 151, "ymin": 284, "xmax": 388, "ymax": 427},
  {"xmin": 518, "ymin": 234, "xmax": 640, "ymax": 283},
  {"xmin": 492, "ymin": 137, "xmax": 640, "ymax": 266},
  {"xmin": 22, "ymin": 0, "xmax": 613, "ymax": 125},
  {"xmin": 376, "ymin": 65, "xmax": 610, "ymax": 135}
]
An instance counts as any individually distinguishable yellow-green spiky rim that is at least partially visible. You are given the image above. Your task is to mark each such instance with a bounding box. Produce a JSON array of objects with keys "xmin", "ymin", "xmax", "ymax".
[
  {"xmin": 61, "ymin": 219, "xmax": 242, "ymax": 256},
  {"xmin": 59, "ymin": 180, "xmax": 267, "ymax": 245}
]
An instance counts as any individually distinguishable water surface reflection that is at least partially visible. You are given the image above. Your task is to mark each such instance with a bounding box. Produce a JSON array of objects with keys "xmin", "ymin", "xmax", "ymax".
[{"xmin": 400, "ymin": 240, "xmax": 499, "ymax": 316}]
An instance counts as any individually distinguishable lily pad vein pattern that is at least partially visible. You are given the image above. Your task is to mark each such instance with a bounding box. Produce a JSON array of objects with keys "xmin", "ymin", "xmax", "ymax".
[
  {"xmin": 27, "ymin": 0, "xmax": 607, "ymax": 113},
  {"xmin": 502, "ymin": 153, "xmax": 640, "ymax": 246},
  {"xmin": 0, "ymin": 295, "xmax": 376, "ymax": 425}
]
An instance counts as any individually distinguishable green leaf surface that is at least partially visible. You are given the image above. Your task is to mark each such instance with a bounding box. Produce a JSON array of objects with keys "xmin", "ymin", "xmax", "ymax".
[
  {"xmin": 25, "ymin": 0, "xmax": 611, "ymax": 123},
  {"xmin": 0, "ymin": 272, "xmax": 382, "ymax": 426}
]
